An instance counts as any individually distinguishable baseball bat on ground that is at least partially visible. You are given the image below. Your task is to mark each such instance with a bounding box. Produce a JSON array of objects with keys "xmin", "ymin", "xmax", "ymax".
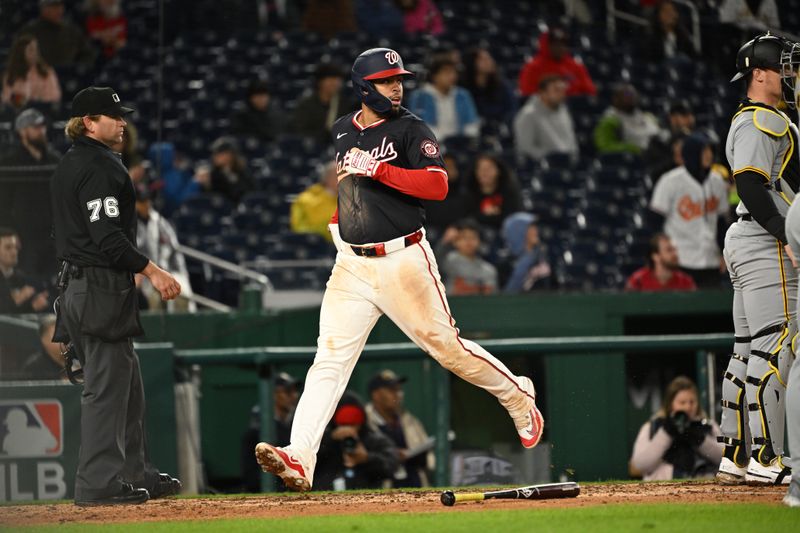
[{"xmin": 440, "ymin": 482, "xmax": 580, "ymax": 506}]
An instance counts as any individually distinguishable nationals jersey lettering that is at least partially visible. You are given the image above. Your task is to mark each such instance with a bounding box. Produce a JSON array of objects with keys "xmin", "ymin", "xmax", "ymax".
[
  {"xmin": 335, "ymin": 136, "xmax": 398, "ymax": 172},
  {"xmin": 332, "ymin": 107, "xmax": 446, "ymax": 244}
]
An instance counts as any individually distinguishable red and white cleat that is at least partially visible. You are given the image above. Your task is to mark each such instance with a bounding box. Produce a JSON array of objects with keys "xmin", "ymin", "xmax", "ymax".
[
  {"xmin": 514, "ymin": 377, "xmax": 545, "ymax": 449},
  {"xmin": 254, "ymin": 443, "xmax": 311, "ymax": 492}
]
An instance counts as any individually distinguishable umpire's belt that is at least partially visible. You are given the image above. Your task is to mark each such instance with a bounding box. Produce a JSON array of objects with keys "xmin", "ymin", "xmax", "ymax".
[{"xmin": 349, "ymin": 229, "xmax": 424, "ymax": 257}]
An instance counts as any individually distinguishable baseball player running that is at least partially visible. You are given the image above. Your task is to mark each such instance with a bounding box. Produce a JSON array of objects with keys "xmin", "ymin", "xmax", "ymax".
[
  {"xmin": 716, "ymin": 33, "xmax": 800, "ymax": 486},
  {"xmin": 255, "ymin": 48, "xmax": 543, "ymax": 491}
]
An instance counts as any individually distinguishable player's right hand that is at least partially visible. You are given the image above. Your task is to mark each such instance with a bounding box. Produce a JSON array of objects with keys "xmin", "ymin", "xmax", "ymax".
[
  {"xmin": 342, "ymin": 147, "xmax": 381, "ymax": 177},
  {"xmin": 785, "ymin": 244, "xmax": 798, "ymax": 268}
]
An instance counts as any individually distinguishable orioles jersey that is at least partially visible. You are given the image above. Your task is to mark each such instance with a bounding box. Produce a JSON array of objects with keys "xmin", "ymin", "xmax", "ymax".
[{"xmin": 331, "ymin": 107, "xmax": 447, "ymax": 245}]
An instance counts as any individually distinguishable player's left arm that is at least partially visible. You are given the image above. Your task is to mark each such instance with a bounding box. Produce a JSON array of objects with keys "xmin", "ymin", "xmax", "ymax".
[{"xmin": 341, "ymin": 122, "xmax": 448, "ymax": 201}]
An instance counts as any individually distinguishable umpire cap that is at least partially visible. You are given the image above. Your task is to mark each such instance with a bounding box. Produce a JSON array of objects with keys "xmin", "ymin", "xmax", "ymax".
[
  {"xmin": 731, "ymin": 33, "xmax": 792, "ymax": 82},
  {"xmin": 70, "ymin": 87, "xmax": 134, "ymax": 117}
]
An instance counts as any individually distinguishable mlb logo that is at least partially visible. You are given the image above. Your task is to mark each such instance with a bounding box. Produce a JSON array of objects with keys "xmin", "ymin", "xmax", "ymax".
[{"xmin": 0, "ymin": 400, "xmax": 62, "ymax": 458}]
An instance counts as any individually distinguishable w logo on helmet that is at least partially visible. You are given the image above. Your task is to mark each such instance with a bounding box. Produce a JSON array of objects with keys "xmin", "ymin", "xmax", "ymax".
[{"xmin": 385, "ymin": 51, "xmax": 400, "ymax": 65}]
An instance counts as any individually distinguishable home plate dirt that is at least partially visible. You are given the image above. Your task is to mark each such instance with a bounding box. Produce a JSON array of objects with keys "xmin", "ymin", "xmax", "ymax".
[{"xmin": 0, "ymin": 481, "xmax": 788, "ymax": 527}]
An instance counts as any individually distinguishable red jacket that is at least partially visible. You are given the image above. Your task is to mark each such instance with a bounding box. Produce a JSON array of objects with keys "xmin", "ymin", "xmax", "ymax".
[
  {"xmin": 517, "ymin": 32, "xmax": 597, "ymax": 97},
  {"xmin": 625, "ymin": 267, "xmax": 697, "ymax": 292}
]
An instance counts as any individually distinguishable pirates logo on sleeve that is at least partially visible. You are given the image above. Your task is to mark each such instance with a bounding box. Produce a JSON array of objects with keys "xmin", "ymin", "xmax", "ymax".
[{"xmin": 420, "ymin": 139, "xmax": 440, "ymax": 159}]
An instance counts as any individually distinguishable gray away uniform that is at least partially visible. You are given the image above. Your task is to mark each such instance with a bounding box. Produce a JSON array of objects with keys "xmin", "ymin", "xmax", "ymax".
[
  {"xmin": 785, "ymin": 201, "xmax": 800, "ymax": 478},
  {"xmin": 720, "ymin": 101, "xmax": 799, "ymax": 470}
]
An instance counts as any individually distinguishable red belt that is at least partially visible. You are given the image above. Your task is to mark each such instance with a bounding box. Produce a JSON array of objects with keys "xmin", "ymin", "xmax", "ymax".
[{"xmin": 350, "ymin": 229, "xmax": 424, "ymax": 257}]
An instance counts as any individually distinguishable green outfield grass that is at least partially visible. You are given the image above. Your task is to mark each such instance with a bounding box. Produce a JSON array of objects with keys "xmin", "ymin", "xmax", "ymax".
[{"xmin": 8, "ymin": 503, "xmax": 800, "ymax": 533}]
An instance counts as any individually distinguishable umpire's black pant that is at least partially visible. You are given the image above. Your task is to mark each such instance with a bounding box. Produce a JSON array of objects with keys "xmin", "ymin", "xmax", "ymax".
[{"xmin": 61, "ymin": 268, "xmax": 156, "ymax": 500}]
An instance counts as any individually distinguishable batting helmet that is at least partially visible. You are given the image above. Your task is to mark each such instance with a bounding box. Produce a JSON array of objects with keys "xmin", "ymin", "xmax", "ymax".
[
  {"xmin": 730, "ymin": 32, "xmax": 792, "ymax": 82},
  {"xmin": 352, "ymin": 48, "xmax": 414, "ymax": 114}
]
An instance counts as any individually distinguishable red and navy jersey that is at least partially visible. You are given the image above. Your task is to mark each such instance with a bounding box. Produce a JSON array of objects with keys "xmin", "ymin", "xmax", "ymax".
[{"xmin": 332, "ymin": 107, "xmax": 446, "ymax": 244}]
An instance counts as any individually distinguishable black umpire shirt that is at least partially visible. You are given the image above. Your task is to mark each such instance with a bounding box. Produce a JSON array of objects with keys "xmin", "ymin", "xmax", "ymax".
[
  {"xmin": 51, "ymin": 135, "xmax": 148, "ymax": 272},
  {"xmin": 332, "ymin": 107, "xmax": 446, "ymax": 245}
]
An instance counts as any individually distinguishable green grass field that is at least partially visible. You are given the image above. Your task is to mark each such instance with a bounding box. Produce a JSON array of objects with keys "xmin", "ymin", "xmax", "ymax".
[{"xmin": 7, "ymin": 503, "xmax": 800, "ymax": 533}]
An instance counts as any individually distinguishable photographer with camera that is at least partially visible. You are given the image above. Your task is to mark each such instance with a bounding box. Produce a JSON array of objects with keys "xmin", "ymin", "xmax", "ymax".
[
  {"xmin": 313, "ymin": 392, "xmax": 398, "ymax": 491},
  {"xmin": 630, "ymin": 376, "xmax": 722, "ymax": 480}
]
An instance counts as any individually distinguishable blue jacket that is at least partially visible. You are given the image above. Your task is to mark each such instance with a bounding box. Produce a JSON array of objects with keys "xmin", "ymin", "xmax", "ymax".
[{"xmin": 406, "ymin": 84, "xmax": 480, "ymax": 138}]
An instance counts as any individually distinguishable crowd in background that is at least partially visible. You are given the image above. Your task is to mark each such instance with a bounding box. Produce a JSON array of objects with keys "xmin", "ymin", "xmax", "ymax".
[{"xmin": 1, "ymin": 0, "xmax": 797, "ymax": 315}]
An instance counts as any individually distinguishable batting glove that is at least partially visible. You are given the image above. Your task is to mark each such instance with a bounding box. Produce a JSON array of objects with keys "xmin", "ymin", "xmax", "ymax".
[{"xmin": 342, "ymin": 148, "xmax": 381, "ymax": 177}]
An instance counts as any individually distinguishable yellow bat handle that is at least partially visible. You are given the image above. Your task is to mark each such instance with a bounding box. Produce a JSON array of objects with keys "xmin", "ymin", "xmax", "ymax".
[{"xmin": 454, "ymin": 493, "xmax": 486, "ymax": 503}]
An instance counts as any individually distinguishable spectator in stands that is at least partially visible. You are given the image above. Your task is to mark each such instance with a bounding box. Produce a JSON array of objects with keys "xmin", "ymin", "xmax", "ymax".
[
  {"xmin": 19, "ymin": 314, "xmax": 67, "ymax": 381},
  {"xmin": 517, "ymin": 26, "xmax": 596, "ymax": 98},
  {"xmin": 461, "ymin": 47, "xmax": 516, "ymax": 128},
  {"xmin": 1, "ymin": 34, "xmax": 61, "ymax": 110},
  {"xmin": 314, "ymin": 392, "xmax": 397, "ymax": 491},
  {"xmin": 365, "ymin": 369, "xmax": 434, "ymax": 488},
  {"xmin": 303, "ymin": 0, "xmax": 357, "ymax": 40},
  {"xmin": 134, "ymin": 182, "xmax": 195, "ymax": 312},
  {"xmin": 556, "ymin": 0, "xmax": 593, "ymax": 25},
  {"xmin": 17, "ymin": 0, "xmax": 97, "ymax": 68},
  {"xmin": 230, "ymin": 80, "xmax": 284, "ymax": 143},
  {"xmin": 272, "ymin": 372, "xmax": 301, "ymax": 446},
  {"xmin": 291, "ymin": 63, "xmax": 353, "ymax": 145},
  {"xmin": 0, "ymin": 227, "xmax": 49, "ymax": 314},
  {"xmin": 407, "ymin": 58, "xmax": 480, "ymax": 141},
  {"xmin": 441, "ymin": 219, "xmax": 498, "ymax": 295},
  {"xmin": 149, "ymin": 142, "xmax": 199, "ymax": 217},
  {"xmin": 290, "ymin": 161, "xmax": 339, "ymax": 242},
  {"xmin": 0, "ymin": 110, "xmax": 59, "ymax": 279},
  {"xmin": 718, "ymin": 0, "xmax": 779, "ymax": 31},
  {"xmin": 85, "ymin": 0, "xmax": 127, "ymax": 59},
  {"xmin": 463, "ymin": 154, "xmax": 523, "ymax": 229},
  {"xmin": 355, "ymin": 0, "xmax": 404, "ymax": 39},
  {"xmin": 645, "ymin": 99, "xmax": 695, "ymax": 178},
  {"xmin": 425, "ymin": 153, "xmax": 466, "ymax": 231},
  {"xmin": 649, "ymin": 133, "xmax": 729, "ymax": 288},
  {"xmin": 594, "ymin": 82, "xmax": 663, "ymax": 154},
  {"xmin": 513, "ymin": 75, "xmax": 577, "ymax": 162},
  {"xmin": 0, "ymin": 109, "xmax": 60, "ymax": 166},
  {"xmin": 240, "ymin": 372, "xmax": 300, "ymax": 492},
  {"xmin": 625, "ymin": 233, "xmax": 697, "ymax": 292},
  {"xmin": 630, "ymin": 376, "xmax": 722, "ymax": 480},
  {"xmin": 640, "ymin": 0, "xmax": 697, "ymax": 63},
  {"xmin": 396, "ymin": 0, "xmax": 445, "ymax": 36},
  {"xmin": 502, "ymin": 213, "xmax": 551, "ymax": 292},
  {"xmin": 207, "ymin": 136, "xmax": 253, "ymax": 204}
]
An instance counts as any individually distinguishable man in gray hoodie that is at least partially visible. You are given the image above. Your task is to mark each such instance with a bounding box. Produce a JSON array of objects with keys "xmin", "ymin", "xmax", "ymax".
[{"xmin": 513, "ymin": 75, "xmax": 577, "ymax": 161}]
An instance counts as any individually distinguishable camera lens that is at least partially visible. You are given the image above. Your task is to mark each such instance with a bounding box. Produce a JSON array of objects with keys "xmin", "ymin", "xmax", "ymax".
[{"xmin": 342, "ymin": 436, "xmax": 358, "ymax": 453}]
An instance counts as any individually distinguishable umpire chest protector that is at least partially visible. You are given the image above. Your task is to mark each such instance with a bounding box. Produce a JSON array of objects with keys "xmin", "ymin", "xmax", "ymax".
[{"xmin": 332, "ymin": 107, "xmax": 445, "ymax": 245}]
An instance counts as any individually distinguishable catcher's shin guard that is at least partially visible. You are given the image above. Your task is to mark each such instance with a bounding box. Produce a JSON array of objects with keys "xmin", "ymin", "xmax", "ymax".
[
  {"xmin": 719, "ymin": 348, "xmax": 751, "ymax": 468},
  {"xmin": 747, "ymin": 322, "xmax": 792, "ymax": 464}
]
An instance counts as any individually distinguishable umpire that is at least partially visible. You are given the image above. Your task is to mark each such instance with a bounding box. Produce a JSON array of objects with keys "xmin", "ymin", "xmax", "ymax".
[{"xmin": 51, "ymin": 87, "xmax": 182, "ymax": 506}]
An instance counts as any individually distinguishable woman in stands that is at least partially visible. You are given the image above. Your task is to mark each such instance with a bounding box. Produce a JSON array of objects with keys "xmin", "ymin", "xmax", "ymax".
[
  {"xmin": 1, "ymin": 34, "xmax": 61, "ymax": 110},
  {"xmin": 630, "ymin": 376, "xmax": 722, "ymax": 480},
  {"xmin": 461, "ymin": 47, "xmax": 516, "ymax": 128},
  {"xmin": 463, "ymin": 154, "xmax": 523, "ymax": 230}
]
